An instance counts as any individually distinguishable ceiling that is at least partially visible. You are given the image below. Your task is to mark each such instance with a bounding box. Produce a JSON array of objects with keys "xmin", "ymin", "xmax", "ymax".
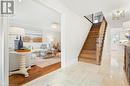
[
  {"xmin": 9, "ymin": 0, "xmax": 61, "ymax": 32},
  {"xmin": 9, "ymin": 0, "xmax": 130, "ymax": 29},
  {"xmin": 60, "ymin": 0, "xmax": 130, "ymax": 28}
]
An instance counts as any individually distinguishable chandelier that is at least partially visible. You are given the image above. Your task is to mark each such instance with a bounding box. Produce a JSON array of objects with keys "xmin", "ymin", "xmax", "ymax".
[{"xmin": 112, "ymin": 10, "xmax": 125, "ymax": 20}]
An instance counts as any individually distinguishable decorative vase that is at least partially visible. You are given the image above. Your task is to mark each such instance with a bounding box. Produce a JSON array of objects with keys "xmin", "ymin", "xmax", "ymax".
[{"xmin": 14, "ymin": 36, "xmax": 19, "ymax": 50}]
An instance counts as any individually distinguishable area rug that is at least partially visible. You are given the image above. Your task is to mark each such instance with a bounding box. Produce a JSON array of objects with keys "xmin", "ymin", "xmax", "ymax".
[{"xmin": 36, "ymin": 57, "xmax": 61, "ymax": 68}]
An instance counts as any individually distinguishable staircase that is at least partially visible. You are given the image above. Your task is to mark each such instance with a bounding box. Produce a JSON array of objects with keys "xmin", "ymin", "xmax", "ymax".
[{"xmin": 79, "ymin": 18, "xmax": 107, "ymax": 65}]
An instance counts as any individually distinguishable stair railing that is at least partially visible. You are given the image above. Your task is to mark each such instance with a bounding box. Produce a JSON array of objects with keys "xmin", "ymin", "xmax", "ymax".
[{"xmin": 96, "ymin": 18, "xmax": 107, "ymax": 64}]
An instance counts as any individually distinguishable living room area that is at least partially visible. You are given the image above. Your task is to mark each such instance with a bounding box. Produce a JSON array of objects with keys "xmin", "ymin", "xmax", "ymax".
[{"xmin": 8, "ymin": 0, "xmax": 61, "ymax": 85}]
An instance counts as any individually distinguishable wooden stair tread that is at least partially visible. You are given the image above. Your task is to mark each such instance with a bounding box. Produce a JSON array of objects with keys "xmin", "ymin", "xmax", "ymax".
[
  {"xmin": 88, "ymin": 34, "xmax": 98, "ymax": 37},
  {"xmin": 90, "ymin": 30, "xmax": 99, "ymax": 33},
  {"xmin": 83, "ymin": 44, "xmax": 96, "ymax": 49},
  {"xmin": 79, "ymin": 58, "xmax": 97, "ymax": 64},
  {"xmin": 83, "ymin": 44, "xmax": 96, "ymax": 50},
  {"xmin": 89, "ymin": 33, "xmax": 98, "ymax": 35},
  {"xmin": 83, "ymin": 46, "xmax": 96, "ymax": 49},
  {"xmin": 81, "ymin": 50, "xmax": 96, "ymax": 54},
  {"xmin": 79, "ymin": 53, "xmax": 96, "ymax": 59},
  {"xmin": 85, "ymin": 39, "xmax": 97, "ymax": 41},
  {"xmin": 84, "ymin": 41, "xmax": 96, "ymax": 44}
]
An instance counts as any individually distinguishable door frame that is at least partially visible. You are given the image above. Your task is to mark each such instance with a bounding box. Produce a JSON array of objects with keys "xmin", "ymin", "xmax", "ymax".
[
  {"xmin": 0, "ymin": 17, "xmax": 9, "ymax": 86},
  {"xmin": 1, "ymin": 0, "xmax": 64, "ymax": 85}
]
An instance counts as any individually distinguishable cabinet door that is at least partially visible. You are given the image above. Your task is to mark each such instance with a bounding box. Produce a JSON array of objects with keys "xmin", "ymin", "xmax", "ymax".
[
  {"xmin": 126, "ymin": 47, "xmax": 129, "ymax": 76},
  {"xmin": 124, "ymin": 47, "xmax": 126, "ymax": 70},
  {"xmin": 125, "ymin": 46, "xmax": 130, "ymax": 81}
]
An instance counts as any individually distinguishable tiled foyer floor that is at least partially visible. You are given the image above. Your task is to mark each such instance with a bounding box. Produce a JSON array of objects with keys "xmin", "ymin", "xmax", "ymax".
[{"xmin": 24, "ymin": 51, "xmax": 129, "ymax": 86}]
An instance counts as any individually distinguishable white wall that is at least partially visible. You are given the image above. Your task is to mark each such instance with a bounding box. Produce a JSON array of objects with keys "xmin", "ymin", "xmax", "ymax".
[
  {"xmin": 43, "ymin": 30, "xmax": 61, "ymax": 43},
  {"xmin": 102, "ymin": 27, "xmax": 124, "ymax": 60},
  {"xmin": 1, "ymin": 0, "xmax": 92, "ymax": 85},
  {"xmin": 102, "ymin": 27, "xmax": 111, "ymax": 57},
  {"xmin": 110, "ymin": 28, "xmax": 124, "ymax": 54},
  {"xmin": 0, "ymin": 17, "xmax": 3, "ymax": 86},
  {"xmin": 0, "ymin": 17, "xmax": 9, "ymax": 86},
  {"xmin": 39, "ymin": 0, "xmax": 92, "ymax": 67}
]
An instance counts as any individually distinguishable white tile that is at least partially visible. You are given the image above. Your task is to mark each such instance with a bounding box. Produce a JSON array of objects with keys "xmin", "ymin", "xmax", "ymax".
[{"xmin": 23, "ymin": 50, "xmax": 129, "ymax": 86}]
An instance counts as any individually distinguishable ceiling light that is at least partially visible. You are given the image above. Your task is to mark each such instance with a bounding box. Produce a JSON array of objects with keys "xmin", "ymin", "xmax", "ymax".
[
  {"xmin": 19, "ymin": 0, "xmax": 22, "ymax": 2},
  {"xmin": 51, "ymin": 23, "xmax": 59, "ymax": 29},
  {"xmin": 112, "ymin": 10, "xmax": 126, "ymax": 20}
]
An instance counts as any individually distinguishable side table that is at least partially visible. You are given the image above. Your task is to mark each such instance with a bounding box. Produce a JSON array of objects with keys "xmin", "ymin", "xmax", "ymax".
[{"xmin": 10, "ymin": 51, "xmax": 31, "ymax": 77}]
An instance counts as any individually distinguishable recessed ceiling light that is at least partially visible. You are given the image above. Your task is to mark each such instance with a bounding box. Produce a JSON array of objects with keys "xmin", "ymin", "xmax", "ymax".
[
  {"xmin": 51, "ymin": 23, "xmax": 59, "ymax": 29},
  {"xmin": 19, "ymin": 0, "xmax": 22, "ymax": 2}
]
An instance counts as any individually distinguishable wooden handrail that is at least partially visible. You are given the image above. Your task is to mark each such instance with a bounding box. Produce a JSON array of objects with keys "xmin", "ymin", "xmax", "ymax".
[
  {"xmin": 84, "ymin": 16, "xmax": 93, "ymax": 24},
  {"xmin": 96, "ymin": 19, "xmax": 107, "ymax": 64}
]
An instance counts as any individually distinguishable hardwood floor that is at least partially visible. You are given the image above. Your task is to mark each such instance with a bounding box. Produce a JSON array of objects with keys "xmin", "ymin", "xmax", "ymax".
[{"xmin": 9, "ymin": 62, "xmax": 61, "ymax": 86}]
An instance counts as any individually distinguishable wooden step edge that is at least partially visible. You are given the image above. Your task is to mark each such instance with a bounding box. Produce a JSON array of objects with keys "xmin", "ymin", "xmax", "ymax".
[{"xmin": 79, "ymin": 58, "xmax": 97, "ymax": 64}]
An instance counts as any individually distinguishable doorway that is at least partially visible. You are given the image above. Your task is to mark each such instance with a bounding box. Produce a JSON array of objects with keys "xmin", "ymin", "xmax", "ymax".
[{"xmin": 7, "ymin": 0, "xmax": 61, "ymax": 85}]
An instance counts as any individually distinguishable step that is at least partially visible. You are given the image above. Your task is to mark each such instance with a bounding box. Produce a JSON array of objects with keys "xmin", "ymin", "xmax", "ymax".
[
  {"xmin": 83, "ymin": 48, "xmax": 96, "ymax": 50},
  {"xmin": 92, "ymin": 23, "xmax": 101, "ymax": 28},
  {"xmin": 88, "ymin": 33, "xmax": 99, "ymax": 36},
  {"xmin": 84, "ymin": 41, "xmax": 97, "ymax": 45},
  {"xmin": 88, "ymin": 35, "xmax": 99, "ymax": 38},
  {"xmin": 88, "ymin": 33, "xmax": 98, "ymax": 36},
  {"xmin": 85, "ymin": 40, "xmax": 97, "ymax": 43},
  {"xmin": 79, "ymin": 58, "xmax": 97, "ymax": 64},
  {"xmin": 91, "ymin": 28, "xmax": 100, "ymax": 31},
  {"xmin": 83, "ymin": 45, "xmax": 96, "ymax": 50},
  {"xmin": 89, "ymin": 31, "xmax": 99, "ymax": 34},
  {"xmin": 92, "ymin": 27, "xmax": 100, "ymax": 29},
  {"xmin": 79, "ymin": 53, "xmax": 96, "ymax": 59},
  {"xmin": 81, "ymin": 50, "xmax": 96, "ymax": 54},
  {"xmin": 83, "ymin": 44, "xmax": 96, "ymax": 48},
  {"xmin": 86, "ymin": 37, "xmax": 97, "ymax": 41},
  {"xmin": 84, "ymin": 44, "xmax": 96, "ymax": 47}
]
